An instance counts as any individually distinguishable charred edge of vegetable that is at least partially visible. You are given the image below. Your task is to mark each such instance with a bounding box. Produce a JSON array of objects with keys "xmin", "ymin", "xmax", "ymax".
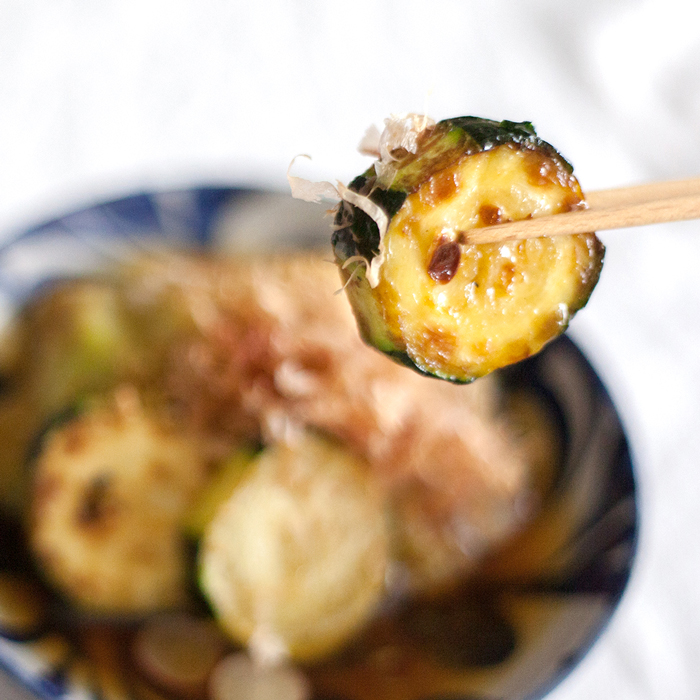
[
  {"xmin": 25, "ymin": 404, "xmax": 86, "ymax": 466},
  {"xmin": 15, "ymin": 402, "xmax": 89, "ymax": 519},
  {"xmin": 386, "ymin": 350, "xmax": 476, "ymax": 385},
  {"xmin": 332, "ymin": 175, "xmax": 406, "ymax": 263},
  {"xmin": 569, "ymin": 235, "xmax": 607, "ymax": 315},
  {"xmin": 350, "ymin": 304, "xmax": 477, "ymax": 384},
  {"xmin": 444, "ymin": 117, "xmax": 573, "ymax": 169},
  {"xmin": 387, "ymin": 117, "xmax": 574, "ymax": 193}
]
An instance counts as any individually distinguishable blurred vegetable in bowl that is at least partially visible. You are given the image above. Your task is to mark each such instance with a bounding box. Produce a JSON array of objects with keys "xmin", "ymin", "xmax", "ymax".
[{"xmin": 0, "ymin": 187, "xmax": 636, "ymax": 700}]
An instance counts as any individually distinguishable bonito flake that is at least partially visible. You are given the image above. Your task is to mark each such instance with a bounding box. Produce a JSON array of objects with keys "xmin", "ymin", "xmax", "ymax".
[{"xmin": 288, "ymin": 114, "xmax": 435, "ymax": 287}]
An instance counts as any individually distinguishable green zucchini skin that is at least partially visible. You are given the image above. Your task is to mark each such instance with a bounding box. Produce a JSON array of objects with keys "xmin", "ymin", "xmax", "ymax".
[{"xmin": 332, "ymin": 116, "xmax": 603, "ymax": 383}]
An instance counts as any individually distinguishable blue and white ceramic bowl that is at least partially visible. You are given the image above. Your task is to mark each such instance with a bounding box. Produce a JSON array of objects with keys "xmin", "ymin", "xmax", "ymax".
[{"xmin": 0, "ymin": 188, "xmax": 637, "ymax": 700}]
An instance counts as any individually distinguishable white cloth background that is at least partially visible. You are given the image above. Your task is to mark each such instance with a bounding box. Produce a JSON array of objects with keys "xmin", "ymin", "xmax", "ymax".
[{"xmin": 1, "ymin": 0, "xmax": 699, "ymax": 698}]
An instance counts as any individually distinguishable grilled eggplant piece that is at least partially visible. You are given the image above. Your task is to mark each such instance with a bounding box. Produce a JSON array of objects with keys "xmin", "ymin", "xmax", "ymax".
[
  {"xmin": 199, "ymin": 431, "xmax": 388, "ymax": 663},
  {"xmin": 29, "ymin": 387, "xmax": 210, "ymax": 615},
  {"xmin": 332, "ymin": 116, "xmax": 604, "ymax": 382}
]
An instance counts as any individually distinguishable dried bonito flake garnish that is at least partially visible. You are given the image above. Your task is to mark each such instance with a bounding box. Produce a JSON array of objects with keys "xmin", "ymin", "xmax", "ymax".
[
  {"xmin": 160, "ymin": 254, "xmax": 538, "ymax": 588},
  {"xmin": 288, "ymin": 113, "xmax": 435, "ymax": 288},
  {"xmin": 292, "ymin": 114, "xmax": 604, "ymax": 382},
  {"xmin": 358, "ymin": 113, "xmax": 437, "ymax": 185},
  {"xmin": 286, "ymin": 155, "xmax": 339, "ymax": 204}
]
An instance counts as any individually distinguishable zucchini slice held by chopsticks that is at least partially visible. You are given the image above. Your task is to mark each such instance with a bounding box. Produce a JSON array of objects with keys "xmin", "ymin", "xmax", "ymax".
[{"xmin": 293, "ymin": 115, "xmax": 604, "ymax": 383}]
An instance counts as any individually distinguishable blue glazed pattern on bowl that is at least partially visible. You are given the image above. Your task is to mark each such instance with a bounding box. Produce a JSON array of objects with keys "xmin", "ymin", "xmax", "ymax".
[{"xmin": 0, "ymin": 188, "xmax": 637, "ymax": 700}]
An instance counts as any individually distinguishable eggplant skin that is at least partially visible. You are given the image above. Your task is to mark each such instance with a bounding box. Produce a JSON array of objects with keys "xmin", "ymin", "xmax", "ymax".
[{"xmin": 332, "ymin": 116, "xmax": 604, "ymax": 383}]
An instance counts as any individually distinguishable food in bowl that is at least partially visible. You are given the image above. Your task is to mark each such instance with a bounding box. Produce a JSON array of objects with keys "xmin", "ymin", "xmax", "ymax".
[
  {"xmin": 0, "ymin": 110, "xmax": 628, "ymax": 697},
  {"xmin": 0, "ymin": 246, "xmax": 561, "ymax": 689}
]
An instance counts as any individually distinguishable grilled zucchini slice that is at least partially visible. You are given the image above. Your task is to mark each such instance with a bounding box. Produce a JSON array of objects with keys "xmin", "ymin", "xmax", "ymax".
[
  {"xmin": 29, "ymin": 387, "xmax": 210, "ymax": 615},
  {"xmin": 0, "ymin": 269, "xmax": 206, "ymax": 516},
  {"xmin": 332, "ymin": 116, "xmax": 604, "ymax": 382},
  {"xmin": 0, "ymin": 280, "xmax": 140, "ymax": 509},
  {"xmin": 199, "ymin": 431, "xmax": 388, "ymax": 663}
]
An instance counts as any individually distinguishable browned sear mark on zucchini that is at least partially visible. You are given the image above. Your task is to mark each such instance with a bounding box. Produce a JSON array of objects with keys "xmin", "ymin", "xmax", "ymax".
[
  {"xmin": 523, "ymin": 149, "xmax": 564, "ymax": 188},
  {"xmin": 428, "ymin": 239, "xmax": 461, "ymax": 283},
  {"xmin": 416, "ymin": 325, "xmax": 457, "ymax": 361},
  {"xmin": 429, "ymin": 169, "xmax": 458, "ymax": 203},
  {"xmin": 478, "ymin": 204, "xmax": 503, "ymax": 226},
  {"xmin": 498, "ymin": 261, "xmax": 516, "ymax": 291},
  {"xmin": 76, "ymin": 474, "xmax": 114, "ymax": 528}
]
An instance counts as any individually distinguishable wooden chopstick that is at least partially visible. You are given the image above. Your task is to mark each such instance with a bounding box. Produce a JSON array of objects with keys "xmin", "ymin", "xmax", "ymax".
[{"xmin": 462, "ymin": 176, "xmax": 700, "ymax": 245}]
